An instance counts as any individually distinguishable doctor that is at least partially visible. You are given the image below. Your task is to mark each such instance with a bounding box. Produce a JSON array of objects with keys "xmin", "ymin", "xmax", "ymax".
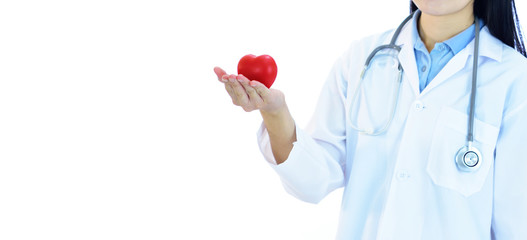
[{"xmin": 214, "ymin": 0, "xmax": 527, "ymax": 239}]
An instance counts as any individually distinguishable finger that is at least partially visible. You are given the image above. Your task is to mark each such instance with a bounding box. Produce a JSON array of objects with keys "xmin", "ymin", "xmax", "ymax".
[
  {"xmin": 213, "ymin": 66, "xmax": 228, "ymax": 83},
  {"xmin": 219, "ymin": 73, "xmax": 237, "ymax": 105},
  {"xmin": 250, "ymin": 80, "xmax": 271, "ymax": 100},
  {"xmin": 228, "ymin": 75, "xmax": 249, "ymax": 105},
  {"xmin": 237, "ymin": 76, "xmax": 264, "ymax": 108},
  {"xmin": 226, "ymin": 74, "xmax": 239, "ymax": 103},
  {"xmin": 224, "ymin": 83, "xmax": 236, "ymax": 100}
]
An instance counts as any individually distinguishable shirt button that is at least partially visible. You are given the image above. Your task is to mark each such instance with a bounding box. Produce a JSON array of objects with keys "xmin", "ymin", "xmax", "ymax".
[
  {"xmin": 439, "ymin": 45, "xmax": 445, "ymax": 51},
  {"xmin": 421, "ymin": 66, "xmax": 427, "ymax": 72},
  {"xmin": 397, "ymin": 170, "xmax": 411, "ymax": 181},
  {"xmin": 414, "ymin": 101, "xmax": 425, "ymax": 111}
]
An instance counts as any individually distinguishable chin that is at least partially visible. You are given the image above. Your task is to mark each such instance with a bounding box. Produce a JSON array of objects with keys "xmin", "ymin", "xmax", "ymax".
[{"xmin": 413, "ymin": 0, "xmax": 474, "ymax": 17}]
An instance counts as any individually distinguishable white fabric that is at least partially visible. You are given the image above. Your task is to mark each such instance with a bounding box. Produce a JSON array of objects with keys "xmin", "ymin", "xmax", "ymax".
[{"xmin": 257, "ymin": 15, "xmax": 527, "ymax": 240}]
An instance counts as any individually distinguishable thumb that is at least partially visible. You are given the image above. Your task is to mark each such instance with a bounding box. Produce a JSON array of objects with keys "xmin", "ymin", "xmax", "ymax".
[{"xmin": 213, "ymin": 67, "xmax": 228, "ymax": 82}]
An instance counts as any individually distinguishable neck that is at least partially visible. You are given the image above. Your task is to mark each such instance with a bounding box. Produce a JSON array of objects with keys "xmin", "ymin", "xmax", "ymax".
[{"xmin": 418, "ymin": 6, "xmax": 474, "ymax": 52}]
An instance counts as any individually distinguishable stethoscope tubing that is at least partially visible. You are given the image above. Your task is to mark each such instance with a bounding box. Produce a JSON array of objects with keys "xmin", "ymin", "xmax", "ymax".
[
  {"xmin": 348, "ymin": 10, "xmax": 483, "ymax": 171},
  {"xmin": 467, "ymin": 19, "xmax": 480, "ymax": 144}
]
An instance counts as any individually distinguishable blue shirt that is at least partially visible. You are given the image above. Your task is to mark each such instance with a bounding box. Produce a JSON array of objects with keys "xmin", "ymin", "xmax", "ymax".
[{"xmin": 414, "ymin": 19, "xmax": 480, "ymax": 92}]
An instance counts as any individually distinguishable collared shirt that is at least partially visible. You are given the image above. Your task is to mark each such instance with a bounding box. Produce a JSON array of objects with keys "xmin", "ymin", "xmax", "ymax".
[
  {"xmin": 257, "ymin": 11, "xmax": 527, "ymax": 240},
  {"xmin": 414, "ymin": 17, "xmax": 480, "ymax": 92}
]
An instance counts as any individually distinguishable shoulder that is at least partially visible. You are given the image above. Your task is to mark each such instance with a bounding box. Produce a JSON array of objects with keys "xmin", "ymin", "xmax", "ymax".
[
  {"xmin": 499, "ymin": 44, "xmax": 527, "ymax": 92},
  {"xmin": 481, "ymin": 27, "xmax": 527, "ymax": 76},
  {"xmin": 495, "ymin": 43, "xmax": 527, "ymax": 117},
  {"xmin": 479, "ymin": 28, "xmax": 527, "ymax": 91},
  {"xmin": 336, "ymin": 29, "xmax": 395, "ymax": 68},
  {"xmin": 327, "ymin": 29, "xmax": 396, "ymax": 95},
  {"xmin": 500, "ymin": 45, "xmax": 527, "ymax": 71},
  {"xmin": 499, "ymin": 42, "xmax": 527, "ymax": 88},
  {"xmin": 345, "ymin": 30, "xmax": 394, "ymax": 57}
]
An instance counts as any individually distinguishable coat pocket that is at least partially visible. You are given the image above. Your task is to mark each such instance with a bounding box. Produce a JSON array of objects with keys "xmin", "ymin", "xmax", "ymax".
[{"xmin": 426, "ymin": 107, "xmax": 499, "ymax": 197}]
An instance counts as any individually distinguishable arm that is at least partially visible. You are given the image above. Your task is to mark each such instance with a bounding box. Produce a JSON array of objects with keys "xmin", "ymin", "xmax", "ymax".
[
  {"xmin": 214, "ymin": 59, "xmax": 349, "ymax": 203},
  {"xmin": 255, "ymin": 56, "xmax": 350, "ymax": 203},
  {"xmin": 491, "ymin": 95, "xmax": 527, "ymax": 239},
  {"xmin": 260, "ymin": 105, "xmax": 296, "ymax": 165}
]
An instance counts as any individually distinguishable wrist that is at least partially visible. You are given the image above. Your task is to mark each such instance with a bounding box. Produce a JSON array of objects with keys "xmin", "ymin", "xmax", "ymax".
[{"xmin": 260, "ymin": 104, "xmax": 288, "ymax": 118}]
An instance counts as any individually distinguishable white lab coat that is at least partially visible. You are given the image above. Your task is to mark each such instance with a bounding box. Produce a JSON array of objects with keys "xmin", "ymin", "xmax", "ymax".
[{"xmin": 257, "ymin": 15, "xmax": 527, "ymax": 240}]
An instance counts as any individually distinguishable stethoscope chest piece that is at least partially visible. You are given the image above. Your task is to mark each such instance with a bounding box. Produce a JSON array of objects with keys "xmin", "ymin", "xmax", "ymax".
[{"xmin": 455, "ymin": 144, "xmax": 482, "ymax": 172}]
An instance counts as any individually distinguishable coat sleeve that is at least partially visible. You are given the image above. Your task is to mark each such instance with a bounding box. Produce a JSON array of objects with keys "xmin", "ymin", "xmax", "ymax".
[
  {"xmin": 256, "ymin": 51, "xmax": 352, "ymax": 204},
  {"xmin": 491, "ymin": 76, "xmax": 527, "ymax": 239}
]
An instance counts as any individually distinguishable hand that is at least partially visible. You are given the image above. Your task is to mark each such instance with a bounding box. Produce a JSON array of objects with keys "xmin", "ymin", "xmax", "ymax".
[
  {"xmin": 213, "ymin": 67, "xmax": 296, "ymax": 164},
  {"xmin": 213, "ymin": 67, "xmax": 286, "ymax": 114}
]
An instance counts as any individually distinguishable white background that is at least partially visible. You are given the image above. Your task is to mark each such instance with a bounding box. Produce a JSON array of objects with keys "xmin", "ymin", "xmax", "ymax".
[{"xmin": 1, "ymin": 1, "xmax": 526, "ymax": 239}]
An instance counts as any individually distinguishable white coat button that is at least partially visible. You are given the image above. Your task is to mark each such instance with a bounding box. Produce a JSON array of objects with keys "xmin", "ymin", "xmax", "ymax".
[
  {"xmin": 414, "ymin": 101, "xmax": 425, "ymax": 111},
  {"xmin": 397, "ymin": 170, "xmax": 411, "ymax": 181}
]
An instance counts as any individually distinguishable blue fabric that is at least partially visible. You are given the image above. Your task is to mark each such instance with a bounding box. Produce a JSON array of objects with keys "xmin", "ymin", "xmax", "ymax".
[{"xmin": 413, "ymin": 19, "xmax": 482, "ymax": 92}]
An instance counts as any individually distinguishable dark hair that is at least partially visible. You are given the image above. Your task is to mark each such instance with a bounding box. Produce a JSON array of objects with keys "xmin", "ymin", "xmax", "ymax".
[{"xmin": 410, "ymin": 0, "xmax": 526, "ymax": 57}]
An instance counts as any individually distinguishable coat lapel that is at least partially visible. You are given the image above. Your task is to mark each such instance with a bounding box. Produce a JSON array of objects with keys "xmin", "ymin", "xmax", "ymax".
[
  {"xmin": 395, "ymin": 15, "xmax": 420, "ymax": 97},
  {"xmin": 419, "ymin": 27, "xmax": 502, "ymax": 96}
]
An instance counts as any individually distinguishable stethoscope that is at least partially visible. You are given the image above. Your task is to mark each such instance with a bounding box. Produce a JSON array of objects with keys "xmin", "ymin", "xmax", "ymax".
[{"xmin": 349, "ymin": 10, "xmax": 483, "ymax": 172}]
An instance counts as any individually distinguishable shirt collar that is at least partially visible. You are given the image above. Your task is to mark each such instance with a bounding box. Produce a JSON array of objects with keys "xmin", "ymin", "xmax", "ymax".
[
  {"xmin": 396, "ymin": 11, "xmax": 503, "ymax": 62},
  {"xmin": 443, "ymin": 19, "xmax": 485, "ymax": 55},
  {"xmin": 412, "ymin": 13, "xmax": 483, "ymax": 55}
]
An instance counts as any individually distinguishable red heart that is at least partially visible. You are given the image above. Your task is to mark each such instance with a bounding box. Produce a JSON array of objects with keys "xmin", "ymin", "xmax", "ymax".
[{"xmin": 237, "ymin": 54, "xmax": 277, "ymax": 88}]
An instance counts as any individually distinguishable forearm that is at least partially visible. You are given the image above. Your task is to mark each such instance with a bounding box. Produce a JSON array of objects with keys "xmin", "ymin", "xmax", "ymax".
[
  {"xmin": 260, "ymin": 104, "xmax": 296, "ymax": 164},
  {"xmin": 257, "ymin": 104, "xmax": 346, "ymax": 203}
]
